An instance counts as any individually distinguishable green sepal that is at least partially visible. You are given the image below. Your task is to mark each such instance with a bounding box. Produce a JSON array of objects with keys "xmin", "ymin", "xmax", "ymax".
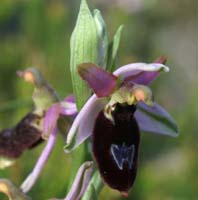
[
  {"xmin": 70, "ymin": 0, "xmax": 98, "ymax": 111},
  {"xmin": 107, "ymin": 25, "xmax": 124, "ymax": 72},
  {"xmin": 93, "ymin": 9, "xmax": 108, "ymax": 69},
  {"xmin": 17, "ymin": 67, "xmax": 59, "ymax": 115},
  {"xmin": 0, "ymin": 157, "xmax": 15, "ymax": 169}
]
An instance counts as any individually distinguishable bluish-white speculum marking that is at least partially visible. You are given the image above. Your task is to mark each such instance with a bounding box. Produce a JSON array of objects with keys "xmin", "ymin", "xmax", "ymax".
[{"xmin": 110, "ymin": 143, "xmax": 135, "ymax": 170}]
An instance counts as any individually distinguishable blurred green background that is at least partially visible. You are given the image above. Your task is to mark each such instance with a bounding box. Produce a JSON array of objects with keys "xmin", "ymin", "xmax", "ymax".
[{"xmin": 0, "ymin": 0, "xmax": 197, "ymax": 199}]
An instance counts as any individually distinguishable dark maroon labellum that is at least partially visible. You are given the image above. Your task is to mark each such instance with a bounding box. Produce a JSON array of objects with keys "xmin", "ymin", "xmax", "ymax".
[
  {"xmin": 0, "ymin": 112, "xmax": 43, "ymax": 159},
  {"xmin": 93, "ymin": 103, "xmax": 140, "ymax": 193}
]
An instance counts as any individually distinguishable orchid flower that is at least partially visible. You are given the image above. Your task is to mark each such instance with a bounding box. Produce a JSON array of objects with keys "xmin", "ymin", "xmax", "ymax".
[
  {"xmin": 0, "ymin": 67, "xmax": 59, "ymax": 169},
  {"xmin": 64, "ymin": 60, "xmax": 178, "ymax": 195},
  {"xmin": 8, "ymin": 67, "xmax": 78, "ymax": 193},
  {"xmin": 21, "ymin": 95, "xmax": 77, "ymax": 193}
]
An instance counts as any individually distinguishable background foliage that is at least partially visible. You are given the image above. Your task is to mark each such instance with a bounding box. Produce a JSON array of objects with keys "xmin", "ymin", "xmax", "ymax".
[{"xmin": 0, "ymin": 0, "xmax": 197, "ymax": 199}]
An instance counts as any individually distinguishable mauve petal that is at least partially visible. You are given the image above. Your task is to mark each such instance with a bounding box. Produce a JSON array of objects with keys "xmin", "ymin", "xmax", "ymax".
[
  {"xmin": 64, "ymin": 95, "xmax": 106, "ymax": 153},
  {"xmin": 21, "ymin": 126, "xmax": 58, "ymax": 193},
  {"xmin": 43, "ymin": 104, "xmax": 61, "ymax": 138},
  {"xmin": 114, "ymin": 63, "xmax": 169, "ymax": 85},
  {"xmin": 78, "ymin": 63, "xmax": 118, "ymax": 97},
  {"xmin": 135, "ymin": 101, "xmax": 179, "ymax": 137},
  {"xmin": 64, "ymin": 161, "xmax": 93, "ymax": 200}
]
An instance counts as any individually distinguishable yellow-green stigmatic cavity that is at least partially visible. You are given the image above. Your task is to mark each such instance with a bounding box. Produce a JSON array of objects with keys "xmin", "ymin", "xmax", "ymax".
[{"xmin": 104, "ymin": 85, "xmax": 153, "ymax": 122}]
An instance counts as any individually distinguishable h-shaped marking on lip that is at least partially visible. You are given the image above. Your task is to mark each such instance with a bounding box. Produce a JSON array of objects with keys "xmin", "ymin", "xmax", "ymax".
[{"xmin": 110, "ymin": 143, "xmax": 135, "ymax": 170}]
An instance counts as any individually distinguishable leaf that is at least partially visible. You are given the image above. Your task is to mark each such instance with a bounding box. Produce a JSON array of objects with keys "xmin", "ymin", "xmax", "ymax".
[
  {"xmin": 107, "ymin": 25, "xmax": 124, "ymax": 72},
  {"xmin": 70, "ymin": 0, "xmax": 98, "ymax": 111}
]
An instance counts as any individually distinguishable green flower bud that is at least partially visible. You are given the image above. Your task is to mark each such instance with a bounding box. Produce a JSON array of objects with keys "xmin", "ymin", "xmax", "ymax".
[
  {"xmin": 107, "ymin": 25, "xmax": 124, "ymax": 72},
  {"xmin": 94, "ymin": 9, "xmax": 108, "ymax": 69},
  {"xmin": 70, "ymin": 0, "xmax": 98, "ymax": 110}
]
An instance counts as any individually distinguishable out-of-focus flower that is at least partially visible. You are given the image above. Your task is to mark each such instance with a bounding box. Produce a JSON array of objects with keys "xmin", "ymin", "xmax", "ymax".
[
  {"xmin": 64, "ymin": 60, "xmax": 178, "ymax": 195},
  {"xmin": 20, "ymin": 93, "xmax": 77, "ymax": 193},
  {"xmin": 20, "ymin": 102, "xmax": 76, "ymax": 193},
  {"xmin": 0, "ymin": 67, "xmax": 77, "ymax": 191},
  {"xmin": 0, "ymin": 67, "xmax": 59, "ymax": 169}
]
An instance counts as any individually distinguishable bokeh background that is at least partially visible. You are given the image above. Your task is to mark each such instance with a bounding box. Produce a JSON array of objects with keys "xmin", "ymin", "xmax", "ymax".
[{"xmin": 0, "ymin": 0, "xmax": 197, "ymax": 199}]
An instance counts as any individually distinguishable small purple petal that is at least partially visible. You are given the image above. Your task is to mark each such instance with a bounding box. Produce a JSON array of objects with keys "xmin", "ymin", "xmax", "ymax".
[
  {"xmin": 64, "ymin": 95, "xmax": 75, "ymax": 103},
  {"xmin": 78, "ymin": 63, "xmax": 118, "ymax": 97},
  {"xmin": 65, "ymin": 95, "xmax": 106, "ymax": 153},
  {"xmin": 60, "ymin": 101, "xmax": 77, "ymax": 116},
  {"xmin": 135, "ymin": 101, "xmax": 179, "ymax": 137},
  {"xmin": 64, "ymin": 161, "xmax": 93, "ymax": 200},
  {"xmin": 154, "ymin": 56, "xmax": 167, "ymax": 64},
  {"xmin": 114, "ymin": 63, "xmax": 169, "ymax": 85},
  {"xmin": 21, "ymin": 126, "xmax": 58, "ymax": 193}
]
